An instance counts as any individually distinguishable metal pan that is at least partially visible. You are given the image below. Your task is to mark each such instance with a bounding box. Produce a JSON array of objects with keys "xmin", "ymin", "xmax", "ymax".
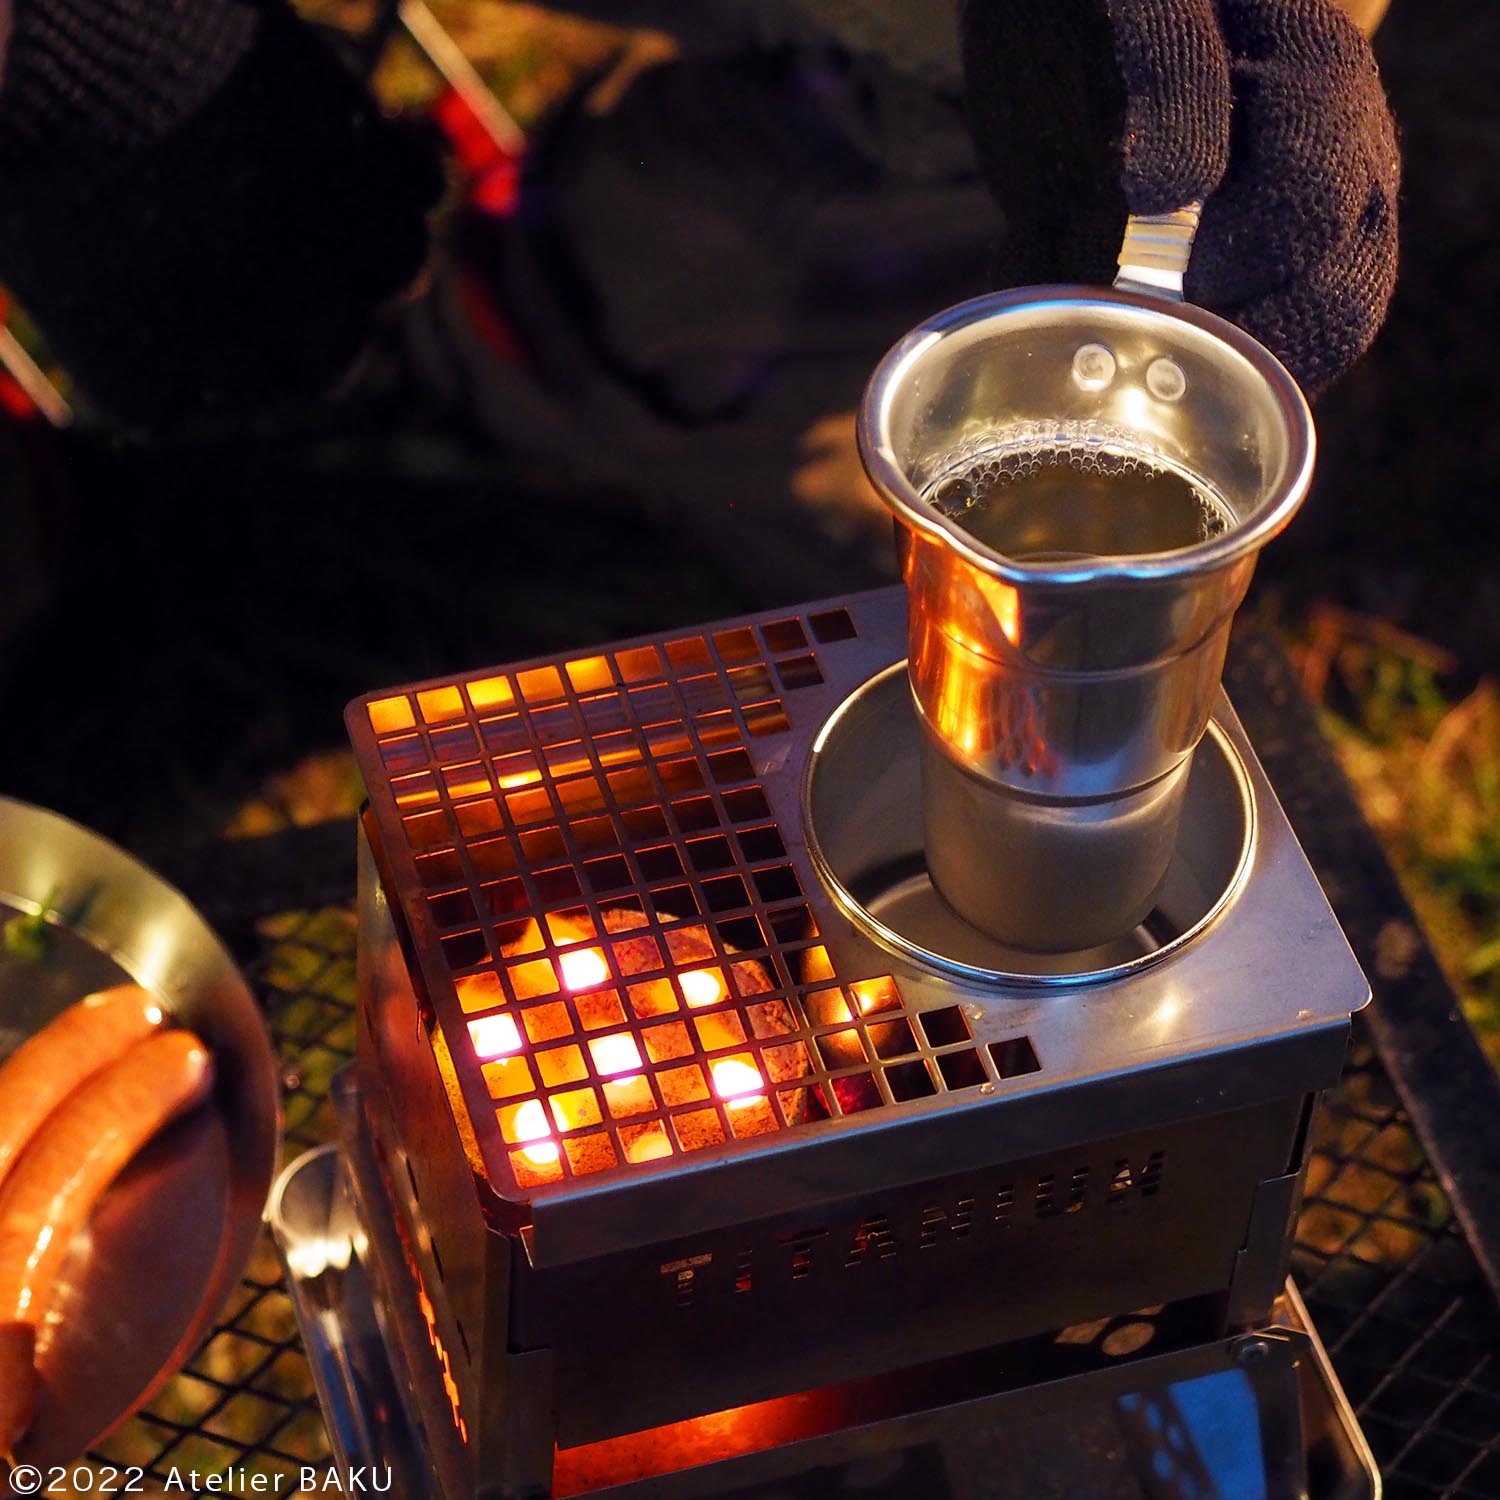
[{"xmin": 0, "ymin": 796, "xmax": 279, "ymax": 1468}]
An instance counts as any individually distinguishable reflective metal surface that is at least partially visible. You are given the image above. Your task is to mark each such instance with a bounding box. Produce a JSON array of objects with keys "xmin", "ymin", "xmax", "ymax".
[
  {"xmin": 269, "ymin": 1145, "xmax": 433, "ymax": 1496},
  {"xmin": 857, "ymin": 287, "xmax": 1314, "ymax": 950},
  {"xmin": 1113, "ymin": 202, "xmax": 1203, "ymax": 300},
  {"xmin": 273, "ymin": 1088, "xmax": 1379, "ymax": 1500},
  {"xmin": 805, "ymin": 663, "xmax": 1254, "ymax": 986},
  {"xmin": 0, "ymin": 797, "xmax": 279, "ymax": 1467}
]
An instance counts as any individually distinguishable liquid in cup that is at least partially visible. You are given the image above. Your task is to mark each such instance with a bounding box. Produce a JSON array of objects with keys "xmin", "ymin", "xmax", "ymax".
[{"xmin": 924, "ymin": 425, "xmax": 1234, "ymax": 564}]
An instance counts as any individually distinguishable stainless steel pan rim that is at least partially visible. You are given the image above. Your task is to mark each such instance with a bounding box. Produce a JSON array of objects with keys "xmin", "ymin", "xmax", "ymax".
[
  {"xmin": 857, "ymin": 284, "xmax": 1315, "ymax": 588},
  {"xmin": 802, "ymin": 664, "xmax": 1258, "ymax": 989}
]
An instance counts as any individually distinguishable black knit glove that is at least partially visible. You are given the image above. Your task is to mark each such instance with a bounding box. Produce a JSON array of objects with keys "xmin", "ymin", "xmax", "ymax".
[
  {"xmin": 960, "ymin": 0, "xmax": 1399, "ymax": 394},
  {"xmin": 0, "ymin": 0, "xmax": 442, "ymax": 427}
]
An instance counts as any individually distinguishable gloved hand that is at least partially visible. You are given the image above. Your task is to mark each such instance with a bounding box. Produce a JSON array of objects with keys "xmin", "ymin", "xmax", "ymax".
[
  {"xmin": 0, "ymin": 0, "xmax": 442, "ymax": 428},
  {"xmin": 960, "ymin": 0, "xmax": 1400, "ymax": 395}
]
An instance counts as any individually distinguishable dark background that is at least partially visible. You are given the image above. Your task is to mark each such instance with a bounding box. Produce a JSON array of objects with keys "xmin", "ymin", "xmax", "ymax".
[{"xmin": 0, "ymin": 0, "xmax": 1495, "ymax": 863}]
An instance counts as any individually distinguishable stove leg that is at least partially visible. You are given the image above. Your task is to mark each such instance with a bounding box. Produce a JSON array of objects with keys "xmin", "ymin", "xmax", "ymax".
[
  {"xmin": 477, "ymin": 1346, "xmax": 557, "ymax": 1500},
  {"xmin": 1115, "ymin": 1329, "xmax": 1311, "ymax": 1500},
  {"xmin": 1237, "ymin": 1332, "xmax": 1310, "ymax": 1500}
]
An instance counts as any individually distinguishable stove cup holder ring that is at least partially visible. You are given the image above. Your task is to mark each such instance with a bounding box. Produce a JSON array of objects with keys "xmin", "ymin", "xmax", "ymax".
[{"xmin": 803, "ymin": 663, "xmax": 1257, "ymax": 987}]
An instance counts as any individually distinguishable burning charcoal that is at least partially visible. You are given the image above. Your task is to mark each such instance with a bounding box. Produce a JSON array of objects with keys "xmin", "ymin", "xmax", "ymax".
[{"xmin": 487, "ymin": 904, "xmax": 810, "ymax": 1169}]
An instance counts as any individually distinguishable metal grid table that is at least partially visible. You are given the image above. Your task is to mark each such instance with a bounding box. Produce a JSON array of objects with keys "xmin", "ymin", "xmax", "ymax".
[{"xmin": 80, "ymin": 634, "xmax": 1500, "ymax": 1499}]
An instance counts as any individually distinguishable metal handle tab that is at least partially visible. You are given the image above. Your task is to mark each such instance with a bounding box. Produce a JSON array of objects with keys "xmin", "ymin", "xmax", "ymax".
[{"xmin": 1114, "ymin": 202, "xmax": 1203, "ymax": 301}]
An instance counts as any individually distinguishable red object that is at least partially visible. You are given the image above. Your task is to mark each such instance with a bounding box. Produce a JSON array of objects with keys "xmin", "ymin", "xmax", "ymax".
[
  {"xmin": 432, "ymin": 86, "xmax": 523, "ymax": 218},
  {"xmin": 0, "ymin": 290, "xmax": 38, "ymax": 421},
  {"xmin": 0, "ymin": 374, "xmax": 35, "ymax": 422}
]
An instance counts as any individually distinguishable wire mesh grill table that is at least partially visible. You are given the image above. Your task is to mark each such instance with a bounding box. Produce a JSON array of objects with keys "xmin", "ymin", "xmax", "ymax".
[{"xmin": 77, "ymin": 635, "xmax": 1500, "ymax": 1500}]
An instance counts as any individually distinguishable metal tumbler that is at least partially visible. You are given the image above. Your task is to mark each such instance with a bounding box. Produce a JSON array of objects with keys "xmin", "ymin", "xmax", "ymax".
[{"xmin": 857, "ymin": 283, "xmax": 1314, "ymax": 951}]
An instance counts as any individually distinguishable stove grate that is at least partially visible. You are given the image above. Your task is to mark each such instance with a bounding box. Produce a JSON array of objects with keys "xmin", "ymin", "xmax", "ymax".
[{"xmin": 349, "ymin": 605, "xmax": 1033, "ymax": 1201}]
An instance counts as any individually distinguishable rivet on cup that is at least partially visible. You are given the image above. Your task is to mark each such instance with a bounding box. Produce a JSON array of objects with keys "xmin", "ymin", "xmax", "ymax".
[
  {"xmin": 1072, "ymin": 343, "xmax": 1117, "ymax": 391},
  {"xmin": 1147, "ymin": 357, "xmax": 1187, "ymax": 402}
]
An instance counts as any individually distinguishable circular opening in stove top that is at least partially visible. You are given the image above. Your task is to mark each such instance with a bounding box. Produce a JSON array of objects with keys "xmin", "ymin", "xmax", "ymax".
[{"xmin": 803, "ymin": 664, "xmax": 1255, "ymax": 987}]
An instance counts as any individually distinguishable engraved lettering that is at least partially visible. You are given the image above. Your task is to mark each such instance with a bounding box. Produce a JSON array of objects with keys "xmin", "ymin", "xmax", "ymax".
[
  {"xmin": 779, "ymin": 1227, "xmax": 829, "ymax": 1279},
  {"xmin": 845, "ymin": 1215, "xmax": 899, "ymax": 1267},
  {"xmin": 919, "ymin": 1196, "xmax": 975, "ymax": 1248},
  {"xmin": 995, "ymin": 1184, "xmax": 1015, "ymax": 1227}
]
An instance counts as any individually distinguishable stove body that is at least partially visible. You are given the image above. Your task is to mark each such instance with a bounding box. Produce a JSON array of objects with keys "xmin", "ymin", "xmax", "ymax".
[{"xmin": 347, "ymin": 587, "xmax": 1368, "ymax": 1500}]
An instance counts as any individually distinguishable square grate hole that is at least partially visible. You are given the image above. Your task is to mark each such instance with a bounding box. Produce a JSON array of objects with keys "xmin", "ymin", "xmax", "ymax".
[
  {"xmin": 919, "ymin": 1005, "xmax": 972, "ymax": 1048},
  {"xmin": 441, "ymin": 930, "xmax": 489, "ymax": 970},
  {"xmin": 938, "ymin": 1049, "xmax": 987, "ymax": 1090},
  {"xmin": 744, "ymin": 701, "xmax": 792, "ymax": 737},
  {"xmin": 990, "ymin": 1036, "xmax": 1042, "ymax": 1079},
  {"xmin": 712, "ymin": 628, "xmax": 758, "ymax": 664},
  {"xmin": 709, "ymin": 747, "xmax": 755, "ymax": 784},
  {"xmin": 868, "ymin": 1019, "xmax": 919, "ymax": 1061},
  {"xmin": 774, "ymin": 654, "xmax": 824, "ymax": 691},
  {"xmin": 809, "ymin": 607, "xmax": 858, "ymax": 643},
  {"xmin": 369, "ymin": 695, "xmax": 416, "ymax": 733},
  {"xmin": 761, "ymin": 619, "xmax": 808, "ymax": 653},
  {"xmin": 886, "ymin": 1060, "xmax": 937, "ymax": 1102},
  {"xmin": 428, "ymin": 890, "xmax": 478, "ymax": 930}
]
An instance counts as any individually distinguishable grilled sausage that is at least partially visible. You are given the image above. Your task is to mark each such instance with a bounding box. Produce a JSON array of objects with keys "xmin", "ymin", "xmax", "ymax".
[
  {"xmin": 0, "ymin": 1029, "xmax": 213, "ymax": 1458},
  {"xmin": 0, "ymin": 985, "xmax": 165, "ymax": 1197}
]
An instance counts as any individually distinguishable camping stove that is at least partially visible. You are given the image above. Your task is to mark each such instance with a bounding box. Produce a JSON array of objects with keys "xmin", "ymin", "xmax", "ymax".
[{"xmin": 344, "ymin": 585, "xmax": 1369, "ymax": 1500}]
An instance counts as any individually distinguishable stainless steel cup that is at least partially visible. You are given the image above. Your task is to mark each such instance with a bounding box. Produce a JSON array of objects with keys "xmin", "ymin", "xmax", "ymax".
[{"xmin": 857, "ymin": 285, "xmax": 1314, "ymax": 951}]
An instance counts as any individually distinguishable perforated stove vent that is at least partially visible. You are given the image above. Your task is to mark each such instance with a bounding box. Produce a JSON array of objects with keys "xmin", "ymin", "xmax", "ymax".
[{"xmin": 351, "ymin": 603, "xmax": 1040, "ymax": 1202}]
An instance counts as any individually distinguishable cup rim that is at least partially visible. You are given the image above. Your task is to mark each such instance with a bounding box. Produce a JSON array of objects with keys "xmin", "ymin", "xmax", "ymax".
[{"xmin": 857, "ymin": 285, "xmax": 1316, "ymax": 587}]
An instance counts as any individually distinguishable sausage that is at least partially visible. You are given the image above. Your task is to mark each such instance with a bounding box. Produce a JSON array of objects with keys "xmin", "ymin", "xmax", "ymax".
[
  {"xmin": 0, "ymin": 985, "xmax": 165, "ymax": 1197},
  {"xmin": 0, "ymin": 1323, "xmax": 34, "ymax": 1464},
  {"xmin": 0, "ymin": 1029, "xmax": 214, "ymax": 1458}
]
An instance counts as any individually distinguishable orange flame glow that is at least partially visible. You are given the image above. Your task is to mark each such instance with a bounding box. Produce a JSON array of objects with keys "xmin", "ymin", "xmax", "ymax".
[
  {"xmin": 590, "ymin": 1032, "xmax": 644, "ymax": 1078},
  {"xmin": 712, "ymin": 1058, "xmax": 764, "ymax": 1109},
  {"xmin": 515, "ymin": 1098, "xmax": 559, "ymax": 1165},
  {"xmin": 560, "ymin": 948, "xmax": 610, "ymax": 990},
  {"xmin": 467, "ymin": 1013, "xmax": 522, "ymax": 1059},
  {"xmin": 624, "ymin": 1125, "xmax": 673, "ymax": 1164},
  {"xmin": 681, "ymin": 969, "xmax": 723, "ymax": 1007}
]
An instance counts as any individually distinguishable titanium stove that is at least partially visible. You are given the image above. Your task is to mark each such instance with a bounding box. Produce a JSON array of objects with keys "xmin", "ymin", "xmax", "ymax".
[{"xmin": 339, "ymin": 584, "xmax": 1371, "ymax": 1499}]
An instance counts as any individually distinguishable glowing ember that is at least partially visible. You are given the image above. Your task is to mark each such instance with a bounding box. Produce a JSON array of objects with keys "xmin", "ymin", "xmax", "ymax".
[
  {"xmin": 712, "ymin": 1058, "xmax": 764, "ymax": 1108},
  {"xmin": 681, "ymin": 969, "xmax": 722, "ymax": 1007},
  {"xmin": 484, "ymin": 904, "xmax": 823, "ymax": 1170},
  {"xmin": 627, "ymin": 1131, "xmax": 672, "ymax": 1163},
  {"xmin": 560, "ymin": 948, "xmax": 610, "ymax": 990},
  {"xmin": 589, "ymin": 1033, "xmax": 643, "ymax": 1078},
  {"xmin": 514, "ymin": 1098, "xmax": 559, "ymax": 1165},
  {"xmin": 468, "ymin": 1013, "xmax": 521, "ymax": 1059}
]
